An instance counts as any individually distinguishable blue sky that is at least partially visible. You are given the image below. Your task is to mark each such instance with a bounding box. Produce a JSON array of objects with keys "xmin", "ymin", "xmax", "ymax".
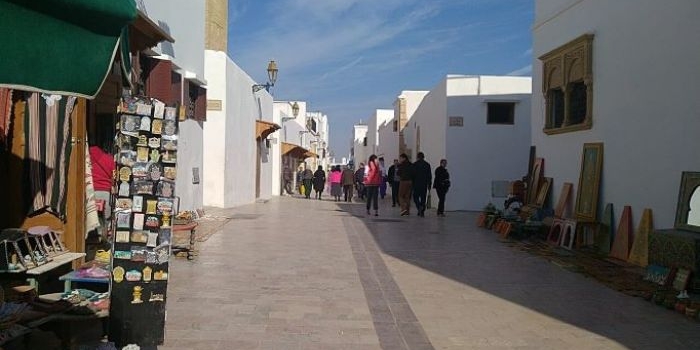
[{"xmin": 228, "ymin": 0, "xmax": 534, "ymax": 157}]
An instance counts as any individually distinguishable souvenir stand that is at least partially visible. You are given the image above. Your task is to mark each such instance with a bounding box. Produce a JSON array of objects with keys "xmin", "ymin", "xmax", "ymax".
[{"xmin": 108, "ymin": 96, "xmax": 178, "ymax": 346}]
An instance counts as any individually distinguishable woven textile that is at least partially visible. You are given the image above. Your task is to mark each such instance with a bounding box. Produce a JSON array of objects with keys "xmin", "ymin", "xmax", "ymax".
[{"xmin": 24, "ymin": 93, "xmax": 76, "ymax": 219}]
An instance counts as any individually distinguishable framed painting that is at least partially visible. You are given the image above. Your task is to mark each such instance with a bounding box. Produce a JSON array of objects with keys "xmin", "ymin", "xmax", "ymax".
[
  {"xmin": 528, "ymin": 158, "xmax": 544, "ymax": 205},
  {"xmin": 554, "ymin": 182, "xmax": 573, "ymax": 218},
  {"xmin": 575, "ymin": 143, "xmax": 603, "ymax": 222},
  {"xmin": 535, "ymin": 177, "xmax": 552, "ymax": 208},
  {"xmin": 674, "ymin": 171, "xmax": 700, "ymax": 233}
]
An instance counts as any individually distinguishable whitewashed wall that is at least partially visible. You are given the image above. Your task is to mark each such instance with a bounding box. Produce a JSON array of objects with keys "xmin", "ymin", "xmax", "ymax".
[
  {"xmin": 258, "ymin": 91, "xmax": 274, "ymax": 201},
  {"xmin": 447, "ymin": 76, "xmax": 531, "ymax": 211},
  {"xmin": 397, "ymin": 91, "xmax": 429, "ymax": 160},
  {"xmin": 533, "ymin": 0, "xmax": 700, "ymax": 228},
  {"xmin": 352, "ymin": 124, "xmax": 369, "ymax": 166},
  {"xmin": 204, "ymin": 51, "xmax": 272, "ymax": 208},
  {"xmin": 377, "ymin": 120, "xmax": 398, "ymax": 164},
  {"xmin": 367, "ymin": 109, "xmax": 394, "ymax": 157},
  {"xmin": 144, "ymin": 0, "xmax": 206, "ymax": 212}
]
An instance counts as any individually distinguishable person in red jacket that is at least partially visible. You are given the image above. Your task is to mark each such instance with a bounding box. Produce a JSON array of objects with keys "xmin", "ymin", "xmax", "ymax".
[
  {"xmin": 364, "ymin": 154, "xmax": 383, "ymax": 216},
  {"xmin": 89, "ymin": 142, "xmax": 115, "ymax": 219}
]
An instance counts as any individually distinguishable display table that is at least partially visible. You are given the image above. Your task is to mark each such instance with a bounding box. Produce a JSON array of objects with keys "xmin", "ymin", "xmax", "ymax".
[
  {"xmin": 173, "ymin": 222, "xmax": 198, "ymax": 260},
  {"xmin": 650, "ymin": 229, "xmax": 700, "ymax": 271},
  {"xmin": 58, "ymin": 270, "xmax": 110, "ymax": 293}
]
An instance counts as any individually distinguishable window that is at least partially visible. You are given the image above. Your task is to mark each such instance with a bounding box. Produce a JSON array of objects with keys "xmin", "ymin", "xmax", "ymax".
[
  {"xmin": 363, "ymin": 137, "xmax": 367, "ymax": 146},
  {"xmin": 540, "ymin": 34, "xmax": 593, "ymax": 135},
  {"xmin": 487, "ymin": 102, "xmax": 515, "ymax": 125},
  {"xmin": 393, "ymin": 120, "xmax": 398, "ymax": 132}
]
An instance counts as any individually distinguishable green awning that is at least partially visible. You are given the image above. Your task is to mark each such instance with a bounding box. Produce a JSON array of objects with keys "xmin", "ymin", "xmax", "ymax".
[{"xmin": 0, "ymin": 0, "xmax": 137, "ymax": 99}]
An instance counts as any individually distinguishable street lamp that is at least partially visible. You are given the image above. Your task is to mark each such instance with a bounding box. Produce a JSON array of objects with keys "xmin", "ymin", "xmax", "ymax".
[
  {"xmin": 281, "ymin": 101, "xmax": 300, "ymax": 122},
  {"xmin": 252, "ymin": 60, "xmax": 278, "ymax": 93}
]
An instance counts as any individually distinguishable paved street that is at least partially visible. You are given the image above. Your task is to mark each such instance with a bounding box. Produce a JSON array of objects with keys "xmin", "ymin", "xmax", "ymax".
[{"xmin": 160, "ymin": 197, "xmax": 700, "ymax": 350}]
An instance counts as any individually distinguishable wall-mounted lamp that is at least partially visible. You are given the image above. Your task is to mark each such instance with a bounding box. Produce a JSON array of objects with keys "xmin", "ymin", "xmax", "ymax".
[
  {"xmin": 281, "ymin": 101, "xmax": 299, "ymax": 122},
  {"xmin": 252, "ymin": 60, "xmax": 278, "ymax": 93}
]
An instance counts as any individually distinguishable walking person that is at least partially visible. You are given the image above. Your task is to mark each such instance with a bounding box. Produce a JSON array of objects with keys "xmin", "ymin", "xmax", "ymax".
[
  {"xmin": 387, "ymin": 159, "xmax": 400, "ymax": 207},
  {"xmin": 397, "ymin": 154, "xmax": 413, "ymax": 216},
  {"xmin": 434, "ymin": 159, "xmax": 450, "ymax": 217},
  {"xmin": 297, "ymin": 166, "xmax": 305, "ymax": 195},
  {"xmin": 354, "ymin": 163, "xmax": 366, "ymax": 200},
  {"xmin": 378, "ymin": 157, "xmax": 387, "ymax": 199},
  {"xmin": 329, "ymin": 165, "xmax": 343, "ymax": 201},
  {"xmin": 412, "ymin": 152, "xmax": 432, "ymax": 217},
  {"xmin": 313, "ymin": 166, "xmax": 326, "ymax": 200},
  {"xmin": 364, "ymin": 155, "xmax": 382, "ymax": 216},
  {"xmin": 282, "ymin": 165, "xmax": 293, "ymax": 195},
  {"xmin": 302, "ymin": 166, "xmax": 314, "ymax": 199},
  {"xmin": 341, "ymin": 165, "xmax": 355, "ymax": 202}
]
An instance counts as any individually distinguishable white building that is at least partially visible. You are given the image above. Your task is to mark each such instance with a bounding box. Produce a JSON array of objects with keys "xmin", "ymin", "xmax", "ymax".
[
  {"xmin": 367, "ymin": 109, "xmax": 394, "ymax": 158},
  {"xmin": 394, "ymin": 91, "xmax": 429, "ymax": 159},
  {"xmin": 273, "ymin": 101, "xmax": 321, "ymax": 193},
  {"xmin": 531, "ymin": 0, "xmax": 700, "ymax": 228},
  {"xmin": 401, "ymin": 75, "xmax": 531, "ymax": 211},
  {"xmin": 351, "ymin": 123, "xmax": 369, "ymax": 167},
  {"xmin": 306, "ymin": 111, "xmax": 330, "ymax": 170},
  {"xmin": 203, "ymin": 52, "xmax": 275, "ymax": 207},
  {"xmin": 142, "ymin": 0, "xmax": 207, "ymax": 213},
  {"xmin": 377, "ymin": 118, "xmax": 399, "ymax": 164}
]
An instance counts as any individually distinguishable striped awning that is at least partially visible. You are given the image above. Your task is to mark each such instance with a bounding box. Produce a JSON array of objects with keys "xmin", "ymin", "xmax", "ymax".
[{"xmin": 256, "ymin": 120, "xmax": 281, "ymax": 140}]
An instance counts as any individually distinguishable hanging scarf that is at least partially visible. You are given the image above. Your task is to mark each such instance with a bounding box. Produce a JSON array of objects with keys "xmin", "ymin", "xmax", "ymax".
[
  {"xmin": 25, "ymin": 93, "xmax": 76, "ymax": 219},
  {"xmin": 84, "ymin": 139, "xmax": 100, "ymax": 236},
  {"xmin": 0, "ymin": 88, "xmax": 12, "ymax": 147}
]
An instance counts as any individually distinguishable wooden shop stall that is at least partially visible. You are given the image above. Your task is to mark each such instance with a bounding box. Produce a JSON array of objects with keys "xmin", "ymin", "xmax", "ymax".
[{"xmin": 0, "ymin": 0, "xmax": 178, "ymax": 348}]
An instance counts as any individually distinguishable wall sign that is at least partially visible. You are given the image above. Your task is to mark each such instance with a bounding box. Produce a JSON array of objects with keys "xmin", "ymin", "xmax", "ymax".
[
  {"xmin": 449, "ymin": 116, "xmax": 464, "ymax": 127},
  {"xmin": 207, "ymin": 99, "xmax": 222, "ymax": 111}
]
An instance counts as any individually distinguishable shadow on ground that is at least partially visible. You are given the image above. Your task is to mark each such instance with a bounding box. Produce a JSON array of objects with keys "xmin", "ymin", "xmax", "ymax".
[{"xmin": 335, "ymin": 202, "xmax": 700, "ymax": 349}]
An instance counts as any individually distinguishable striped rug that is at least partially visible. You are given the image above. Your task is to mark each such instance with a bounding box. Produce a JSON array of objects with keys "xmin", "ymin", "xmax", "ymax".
[{"xmin": 24, "ymin": 93, "xmax": 77, "ymax": 219}]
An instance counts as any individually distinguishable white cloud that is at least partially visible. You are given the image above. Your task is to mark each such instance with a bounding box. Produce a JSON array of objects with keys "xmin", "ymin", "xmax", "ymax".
[{"xmin": 507, "ymin": 64, "xmax": 532, "ymax": 76}]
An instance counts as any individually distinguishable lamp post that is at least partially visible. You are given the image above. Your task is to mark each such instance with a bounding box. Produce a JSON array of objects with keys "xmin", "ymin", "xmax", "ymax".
[{"xmin": 252, "ymin": 60, "xmax": 278, "ymax": 93}]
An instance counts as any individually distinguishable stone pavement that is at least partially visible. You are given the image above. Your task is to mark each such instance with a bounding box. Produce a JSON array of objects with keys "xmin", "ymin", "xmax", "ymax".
[{"xmin": 160, "ymin": 197, "xmax": 700, "ymax": 350}]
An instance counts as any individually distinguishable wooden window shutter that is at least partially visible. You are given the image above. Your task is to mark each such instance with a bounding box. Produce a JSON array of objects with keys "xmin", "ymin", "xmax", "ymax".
[
  {"xmin": 195, "ymin": 86, "xmax": 207, "ymax": 121},
  {"xmin": 146, "ymin": 58, "xmax": 173, "ymax": 104},
  {"xmin": 171, "ymin": 71, "xmax": 182, "ymax": 105}
]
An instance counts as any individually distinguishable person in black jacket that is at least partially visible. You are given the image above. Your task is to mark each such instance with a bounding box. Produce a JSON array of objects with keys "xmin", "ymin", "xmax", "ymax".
[
  {"xmin": 412, "ymin": 152, "xmax": 432, "ymax": 217},
  {"xmin": 397, "ymin": 154, "xmax": 413, "ymax": 216},
  {"xmin": 433, "ymin": 159, "xmax": 450, "ymax": 217},
  {"xmin": 387, "ymin": 159, "xmax": 400, "ymax": 207}
]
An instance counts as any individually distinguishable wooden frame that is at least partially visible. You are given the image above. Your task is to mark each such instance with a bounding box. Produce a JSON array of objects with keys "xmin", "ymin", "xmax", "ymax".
[
  {"xmin": 575, "ymin": 143, "xmax": 603, "ymax": 222},
  {"xmin": 535, "ymin": 177, "xmax": 552, "ymax": 208},
  {"xmin": 528, "ymin": 158, "xmax": 544, "ymax": 205},
  {"xmin": 675, "ymin": 171, "xmax": 700, "ymax": 233},
  {"xmin": 554, "ymin": 182, "xmax": 573, "ymax": 218}
]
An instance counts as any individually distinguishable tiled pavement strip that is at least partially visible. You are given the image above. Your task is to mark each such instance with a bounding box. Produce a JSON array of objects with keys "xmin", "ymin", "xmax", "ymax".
[{"xmin": 160, "ymin": 197, "xmax": 700, "ymax": 350}]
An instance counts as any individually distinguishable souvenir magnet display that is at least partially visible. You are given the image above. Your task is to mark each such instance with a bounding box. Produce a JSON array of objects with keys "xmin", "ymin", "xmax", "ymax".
[
  {"xmin": 164, "ymin": 167, "xmax": 176, "ymax": 180},
  {"xmin": 116, "ymin": 212, "xmax": 131, "ymax": 229},
  {"xmin": 136, "ymin": 135, "xmax": 148, "ymax": 147},
  {"xmin": 132, "ymin": 196, "xmax": 144, "ymax": 212},
  {"xmin": 151, "ymin": 119, "xmax": 162, "ymax": 135},
  {"xmin": 153, "ymin": 270, "xmax": 168, "ymax": 281},
  {"xmin": 130, "ymin": 231, "xmax": 148, "ymax": 244},
  {"xmin": 116, "ymin": 231, "xmax": 130, "ymax": 243},
  {"xmin": 164, "ymin": 106, "xmax": 176, "ymax": 120},
  {"xmin": 118, "ymin": 182, "xmax": 130, "ymax": 197},
  {"xmin": 131, "ymin": 286, "xmax": 143, "ymax": 304},
  {"xmin": 140, "ymin": 116, "xmax": 151, "ymax": 131},
  {"xmin": 135, "ymin": 102, "xmax": 152, "ymax": 116},
  {"xmin": 147, "ymin": 232, "xmax": 158, "ymax": 248},
  {"xmin": 146, "ymin": 200, "xmax": 157, "ymax": 215},
  {"xmin": 136, "ymin": 147, "xmax": 149, "ymax": 163},
  {"xmin": 132, "ymin": 163, "xmax": 148, "ymax": 178},
  {"xmin": 113, "ymin": 266, "xmax": 125, "ymax": 283},
  {"xmin": 133, "ymin": 213, "xmax": 145, "ymax": 230},
  {"xmin": 148, "ymin": 137, "xmax": 161, "ymax": 149},
  {"xmin": 131, "ymin": 248, "xmax": 146, "ymax": 262},
  {"xmin": 150, "ymin": 149, "xmax": 161, "ymax": 162},
  {"xmin": 153, "ymin": 100, "xmax": 165, "ymax": 119},
  {"xmin": 149, "ymin": 163, "xmax": 161, "ymax": 181},
  {"xmin": 125, "ymin": 270, "xmax": 142, "ymax": 282},
  {"xmin": 143, "ymin": 266, "xmax": 153, "ymax": 282},
  {"xmin": 119, "ymin": 167, "xmax": 132, "ymax": 182},
  {"xmin": 115, "ymin": 198, "xmax": 132, "ymax": 211},
  {"xmin": 114, "ymin": 251, "xmax": 132, "ymax": 260},
  {"xmin": 145, "ymin": 216, "xmax": 160, "ymax": 228},
  {"xmin": 149, "ymin": 292, "xmax": 164, "ymax": 302}
]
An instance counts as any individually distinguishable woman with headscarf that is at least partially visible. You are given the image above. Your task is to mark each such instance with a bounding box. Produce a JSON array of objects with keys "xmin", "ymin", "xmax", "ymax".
[
  {"xmin": 313, "ymin": 165, "xmax": 326, "ymax": 200},
  {"xmin": 329, "ymin": 165, "xmax": 343, "ymax": 201},
  {"xmin": 364, "ymin": 155, "xmax": 383, "ymax": 216}
]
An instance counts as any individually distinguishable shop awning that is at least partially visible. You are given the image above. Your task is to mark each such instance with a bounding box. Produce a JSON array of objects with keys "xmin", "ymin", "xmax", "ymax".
[
  {"xmin": 281, "ymin": 142, "xmax": 314, "ymax": 159},
  {"xmin": 256, "ymin": 120, "xmax": 281, "ymax": 140},
  {"xmin": 129, "ymin": 10, "xmax": 175, "ymax": 53},
  {"xmin": 304, "ymin": 150, "xmax": 319, "ymax": 159},
  {"xmin": 0, "ymin": 0, "xmax": 139, "ymax": 98}
]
